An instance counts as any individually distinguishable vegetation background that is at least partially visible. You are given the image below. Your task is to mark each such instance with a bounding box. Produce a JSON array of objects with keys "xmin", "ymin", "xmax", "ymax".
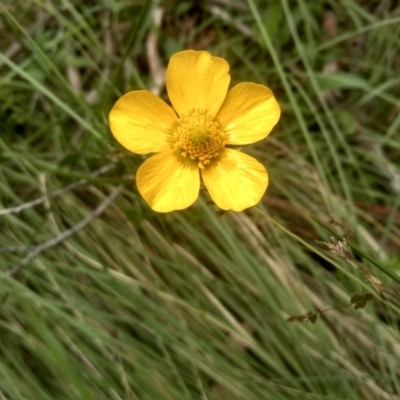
[{"xmin": 1, "ymin": 0, "xmax": 400, "ymax": 399}]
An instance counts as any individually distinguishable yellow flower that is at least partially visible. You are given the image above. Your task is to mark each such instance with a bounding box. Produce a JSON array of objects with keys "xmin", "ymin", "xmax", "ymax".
[{"xmin": 109, "ymin": 50, "xmax": 280, "ymax": 213}]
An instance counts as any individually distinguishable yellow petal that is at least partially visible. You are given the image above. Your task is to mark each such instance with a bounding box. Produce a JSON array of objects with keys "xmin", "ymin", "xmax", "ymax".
[
  {"xmin": 166, "ymin": 50, "xmax": 230, "ymax": 118},
  {"xmin": 109, "ymin": 90, "xmax": 177, "ymax": 154},
  {"xmin": 136, "ymin": 150, "xmax": 200, "ymax": 212},
  {"xmin": 201, "ymin": 149, "xmax": 268, "ymax": 211},
  {"xmin": 216, "ymin": 83, "xmax": 281, "ymax": 145}
]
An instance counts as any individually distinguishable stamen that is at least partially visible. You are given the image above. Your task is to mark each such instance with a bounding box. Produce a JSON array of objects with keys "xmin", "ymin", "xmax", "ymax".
[{"xmin": 171, "ymin": 111, "xmax": 227, "ymax": 167}]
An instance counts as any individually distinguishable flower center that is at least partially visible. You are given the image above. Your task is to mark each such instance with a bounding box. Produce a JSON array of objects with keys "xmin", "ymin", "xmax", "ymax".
[{"xmin": 171, "ymin": 111, "xmax": 227, "ymax": 169}]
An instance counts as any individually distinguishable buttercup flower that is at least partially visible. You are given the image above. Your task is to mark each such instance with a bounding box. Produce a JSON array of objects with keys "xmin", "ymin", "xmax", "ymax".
[{"xmin": 109, "ymin": 50, "xmax": 280, "ymax": 212}]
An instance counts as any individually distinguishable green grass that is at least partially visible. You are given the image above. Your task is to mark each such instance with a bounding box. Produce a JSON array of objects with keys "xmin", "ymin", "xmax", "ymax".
[{"xmin": 1, "ymin": 0, "xmax": 400, "ymax": 399}]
